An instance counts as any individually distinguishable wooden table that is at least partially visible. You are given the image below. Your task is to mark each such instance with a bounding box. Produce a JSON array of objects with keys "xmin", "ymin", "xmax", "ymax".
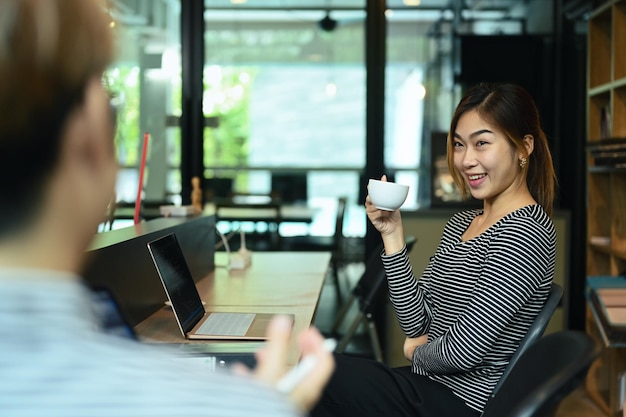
[{"xmin": 134, "ymin": 251, "xmax": 331, "ymax": 364}]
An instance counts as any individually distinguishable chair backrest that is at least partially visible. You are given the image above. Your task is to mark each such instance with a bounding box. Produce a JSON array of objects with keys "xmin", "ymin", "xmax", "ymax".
[
  {"xmin": 331, "ymin": 235, "xmax": 419, "ymax": 359},
  {"xmin": 481, "ymin": 330, "xmax": 600, "ymax": 417},
  {"xmin": 355, "ymin": 235, "xmax": 417, "ymax": 314},
  {"xmin": 490, "ymin": 282, "xmax": 564, "ymax": 398},
  {"xmin": 332, "ymin": 197, "xmax": 348, "ymax": 249},
  {"xmin": 271, "ymin": 172, "xmax": 308, "ymax": 203},
  {"xmin": 204, "ymin": 177, "xmax": 233, "ymax": 201}
]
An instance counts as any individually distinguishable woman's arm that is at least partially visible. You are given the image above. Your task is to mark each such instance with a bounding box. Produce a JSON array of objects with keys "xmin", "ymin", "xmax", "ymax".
[
  {"xmin": 403, "ymin": 334, "xmax": 428, "ymax": 361},
  {"xmin": 410, "ymin": 216, "xmax": 556, "ymax": 375},
  {"xmin": 383, "ymin": 247, "xmax": 432, "ymax": 337}
]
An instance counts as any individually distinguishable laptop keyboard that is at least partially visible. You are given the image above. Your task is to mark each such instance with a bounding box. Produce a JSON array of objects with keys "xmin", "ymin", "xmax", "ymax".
[{"xmin": 197, "ymin": 312, "xmax": 256, "ymax": 336}]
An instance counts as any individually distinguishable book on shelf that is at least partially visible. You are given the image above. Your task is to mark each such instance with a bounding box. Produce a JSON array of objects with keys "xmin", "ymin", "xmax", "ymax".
[
  {"xmin": 588, "ymin": 137, "xmax": 626, "ymax": 167},
  {"xmin": 588, "ymin": 279, "xmax": 626, "ymax": 344},
  {"xmin": 600, "ymin": 106, "xmax": 611, "ymax": 139},
  {"xmin": 590, "ymin": 236, "xmax": 611, "ymax": 246}
]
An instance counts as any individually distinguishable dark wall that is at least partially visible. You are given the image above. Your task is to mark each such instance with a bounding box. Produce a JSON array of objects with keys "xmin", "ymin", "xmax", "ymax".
[
  {"xmin": 83, "ymin": 215, "xmax": 216, "ymax": 327},
  {"xmin": 457, "ymin": 30, "xmax": 589, "ymax": 330},
  {"xmin": 555, "ymin": 20, "xmax": 588, "ymax": 331},
  {"xmin": 457, "ymin": 35, "xmax": 556, "ymax": 140}
]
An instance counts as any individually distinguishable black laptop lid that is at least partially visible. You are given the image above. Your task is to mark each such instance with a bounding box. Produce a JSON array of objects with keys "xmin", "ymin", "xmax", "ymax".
[{"xmin": 147, "ymin": 233, "xmax": 205, "ymax": 334}]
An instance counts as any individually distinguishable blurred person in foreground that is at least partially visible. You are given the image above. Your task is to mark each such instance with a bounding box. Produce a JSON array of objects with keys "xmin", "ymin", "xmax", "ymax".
[
  {"xmin": 0, "ymin": 0, "xmax": 332, "ymax": 416},
  {"xmin": 312, "ymin": 82, "xmax": 557, "ymax": 417}
]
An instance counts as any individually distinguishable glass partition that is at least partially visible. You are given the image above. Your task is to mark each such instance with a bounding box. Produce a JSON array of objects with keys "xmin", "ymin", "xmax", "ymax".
[{"xmin": 106, "ymin": 0, "xmax": 182, "ymax": 206}]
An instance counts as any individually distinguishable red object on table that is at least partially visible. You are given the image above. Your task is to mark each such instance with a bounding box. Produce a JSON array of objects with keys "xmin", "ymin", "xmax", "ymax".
[{"xmin": 134, "ymin": 132, "xmax": 150, "ymax": 225}]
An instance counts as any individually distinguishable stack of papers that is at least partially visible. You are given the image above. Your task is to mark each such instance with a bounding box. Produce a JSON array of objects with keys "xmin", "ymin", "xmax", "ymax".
[
  {"xmin": 590, "ymin": 286, "xmax": 626, "ymax": 344},
  {"xmin": 596, "ymin": 288, "xmax": 626, "ymax": 326}
]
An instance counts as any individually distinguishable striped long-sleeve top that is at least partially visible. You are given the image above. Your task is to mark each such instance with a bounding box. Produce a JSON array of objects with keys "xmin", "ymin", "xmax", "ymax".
[{"xmin": 381, "ymin": 204, "xmax": 556, "ymax": 413}]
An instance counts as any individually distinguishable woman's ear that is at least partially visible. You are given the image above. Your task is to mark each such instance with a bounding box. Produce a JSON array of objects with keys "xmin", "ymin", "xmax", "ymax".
[{"xmin": 522, "ymin": 134, "xmax": 534, "ymax": 157}]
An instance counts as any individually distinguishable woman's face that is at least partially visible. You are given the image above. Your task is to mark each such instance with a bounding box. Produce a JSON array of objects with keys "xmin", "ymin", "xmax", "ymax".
[{"xmin": 452, "ymin": 110, "xmax": 523, "ymax": 203}]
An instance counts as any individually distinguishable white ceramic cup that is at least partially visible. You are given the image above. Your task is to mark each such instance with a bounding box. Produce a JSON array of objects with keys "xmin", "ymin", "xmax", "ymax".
[{"xmin": 368, "ymin": 179, "xmax": 410, "ymax": 211}]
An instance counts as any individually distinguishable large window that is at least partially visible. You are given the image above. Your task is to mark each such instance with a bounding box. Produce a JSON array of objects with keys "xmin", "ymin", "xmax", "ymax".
[
  {"xmin": 106, "ymin": 1, "xmax": 520, "ymax": 234},
  {"xmin": 106, "ymin": 0, "xmax": 182, "ymax": 205},
  {"xmin": 203, "ymin": 6, "xmax": 367, "ymax": 236}
]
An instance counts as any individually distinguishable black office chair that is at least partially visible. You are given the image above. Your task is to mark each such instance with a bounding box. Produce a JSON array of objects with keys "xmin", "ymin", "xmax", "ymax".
[
  {"xmin": 281, "ymin": 196, "xmax": 348, "ymax": 302},
  {"xmin": 490, "ymin": 282, "xmax": 564, "ymax": 398},
  {"xmin": 481, "ymin": 330, "xmax": 601, "ymax": 417},
  {"xmin": 271, "ymin": 172, "xmax": 308, "ymax": 204},
  {"xmin": 330, "ymin": 235, "xmax": 417, "ymax": 362},
  {"xmin": 204, "ymin": 177, "xmax": 234, "ymax": 202}
]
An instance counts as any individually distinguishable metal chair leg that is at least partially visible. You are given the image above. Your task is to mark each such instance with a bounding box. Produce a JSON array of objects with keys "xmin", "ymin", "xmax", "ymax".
[
  {"xmin": 330, "ymin": 293, "xmax": 356, "ymax": 336},
  {"xmin": 336, "ymin": 312, "xmax": 365, "ymax": 353},
  {"xmin": 366, "ymin": 314, "xmax": 384, "ymax": 363}
]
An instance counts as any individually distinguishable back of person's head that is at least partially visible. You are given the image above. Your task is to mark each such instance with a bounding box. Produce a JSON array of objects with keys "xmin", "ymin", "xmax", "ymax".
[
  {"xmin": 446, "ymin": 82, "xmax": 557, "ymax": 216},
  {"xmin": 0, "ymin": 0, "xmax": 114, "ymax": 236}
]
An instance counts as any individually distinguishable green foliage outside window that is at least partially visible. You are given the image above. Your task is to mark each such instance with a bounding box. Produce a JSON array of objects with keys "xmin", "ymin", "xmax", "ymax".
[
  {"xmin": 203, "ymin": 66, "xmax": 257, "ymax": 191},
  {"xmin": 104, "ymin": 64, "xmax": 256, "ymax": 193},
  {"xmin": 104, "ymin": 66, "xmax": 141, "ymax": 166}
]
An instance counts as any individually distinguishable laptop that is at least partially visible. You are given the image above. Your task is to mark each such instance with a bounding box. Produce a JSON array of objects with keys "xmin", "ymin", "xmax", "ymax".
[
  {"xmin": 88, "ymin": 283, "xmax": 261, "ymax": 369},
  {"xmin": 147, "ymin": 232, "xmax": 285, "ymax": 340}
]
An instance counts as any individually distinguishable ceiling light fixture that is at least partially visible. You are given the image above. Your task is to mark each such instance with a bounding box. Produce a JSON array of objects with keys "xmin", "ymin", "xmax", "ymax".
[
  {"xmin": 403, "ymin": 0, "xmax": 421, "ymax": 5},
  {"xmin": 318, "ymin": 11, "xmax": 338, "ymax": 32}
]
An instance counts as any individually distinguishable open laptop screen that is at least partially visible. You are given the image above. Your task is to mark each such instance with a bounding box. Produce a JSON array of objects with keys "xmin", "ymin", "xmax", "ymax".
[{"xmin": 147, "ymin": 233, "xmax": 205, "ymax": 334}]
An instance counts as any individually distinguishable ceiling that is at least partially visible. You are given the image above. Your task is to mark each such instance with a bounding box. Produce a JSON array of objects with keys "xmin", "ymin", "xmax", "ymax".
[
  {"xmin": 111, "ymin": 0, "xmax": 569, "ymax": 60},
  {"xmin": 201, "ymin": 0, "xmax": 530, "ymax": 22},
  {"xmin": 112, "ymin": 0, "xmax": 533, "ymax": 29},
  {"xmin": 202, "ymin": 0, "xmax": 527, "ymax": 12}
]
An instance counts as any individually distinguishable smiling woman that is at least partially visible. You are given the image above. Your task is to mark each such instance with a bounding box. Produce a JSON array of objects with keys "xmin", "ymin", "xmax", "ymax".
[
  {"xmin": 312, "ymin": 82, "xmax": 558, "ymax": 417},
  {"xmin": 446, "ymin": 83, "xmax": 557, "ymax": 218}
]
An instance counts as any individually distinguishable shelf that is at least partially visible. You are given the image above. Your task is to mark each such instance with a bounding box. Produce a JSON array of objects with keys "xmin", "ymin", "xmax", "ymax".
[
  {"xmin": 588, "ymin": 84, "xmax": 613, "ymax": 96},
  {"xmin": 588, "ymin": 92, "xmax": 611, "ymax": 139},
  {"xmin": 587, "ymin": 137, "xmax": 626, "ymax": 146},
  {"xmin": 615, "ymin": 2, "xmax": 626, "ymax": 80},
  {"xmin": 590, "ymin": 243, "xmax": 626, "ymax": 262},
  {"xmin": 589, "ymin": 6, "xmax": 612, "ymax": 88},
  {"xmin": 588, "ymin": 166, "xmax": 619, "ymax": 173},
  {"xmin": 589, "ymin": 240, "xmax": 612, "ymax": 254},
  {"xmin": 588, "ymin": 165, "xmax": 626, "ymax": 173},
  {"xmin": 587, "ymin": 9, "xmax": 626, "ymax": 375},
  {"xmin": 613, "ymin": 248, "xmax": 626, "ymax": 261},
  {"xmin": 615, "ymin": 85, "xmax": 626, "ymax": 136}
]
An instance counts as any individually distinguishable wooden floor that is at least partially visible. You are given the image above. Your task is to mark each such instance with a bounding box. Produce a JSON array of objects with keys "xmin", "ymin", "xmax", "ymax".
[{"xmin": 556, "ymin": 387, "xmax": 608, "ymax": 417}]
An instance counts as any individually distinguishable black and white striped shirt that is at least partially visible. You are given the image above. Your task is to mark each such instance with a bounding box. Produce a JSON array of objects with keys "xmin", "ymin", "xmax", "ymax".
[
  {"xmin": 382, "ymin": 204, "xmax": 556, "ymax": 413},
  {"xmin": 0, "ymin": 270, "xmax": 301, "ymax": 417}
]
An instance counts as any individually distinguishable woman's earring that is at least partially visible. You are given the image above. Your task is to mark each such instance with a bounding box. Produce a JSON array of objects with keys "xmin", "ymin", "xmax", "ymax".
[{"xmin": 519, "ymin": 156, "xmax": 528, "ymax": 169}]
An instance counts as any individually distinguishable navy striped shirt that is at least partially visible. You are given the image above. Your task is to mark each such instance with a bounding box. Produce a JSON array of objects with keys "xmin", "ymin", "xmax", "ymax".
[
  {"xmin": 382, "ymin": 205, "xmax": 556, "ymax": 413},
  {"xmin": 0, "ymin": 270, "xmax": 301, "ymax": 417}
]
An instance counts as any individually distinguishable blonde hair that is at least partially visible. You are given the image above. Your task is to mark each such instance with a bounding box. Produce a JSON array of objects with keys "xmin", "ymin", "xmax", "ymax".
[
  {"xmin": 0, "ymin": 0, "xmax": 113, "ymax": 131},
  {"xmin": 0, "ymin": 0, "xmax": 114, "ymax": 234}
]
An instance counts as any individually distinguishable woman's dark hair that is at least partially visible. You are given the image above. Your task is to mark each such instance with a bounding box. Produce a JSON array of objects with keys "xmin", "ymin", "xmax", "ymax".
[{"xmin": 445, "ymin": 82, "xmax": 557, "ymax": 216}]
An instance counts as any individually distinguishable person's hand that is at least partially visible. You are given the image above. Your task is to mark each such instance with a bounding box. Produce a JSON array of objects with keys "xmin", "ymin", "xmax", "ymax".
[
  {"xmin": 403, "ymin": 334, "xmax": 428, "ymax": 361},
  {"xmin": 365, "ymin": 175, "xmax": 405, "ymax": 253},
  {"xmin": 239, "ymin": 315, "xmax": 335, "ymax": 412}
]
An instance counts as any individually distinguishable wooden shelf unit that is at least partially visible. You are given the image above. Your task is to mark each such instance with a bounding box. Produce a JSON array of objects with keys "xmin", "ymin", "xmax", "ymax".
[
  {"xmin": 587, "ymin": 0, "xmax": 626, "ymax": 277},
  {"xmin": 586, "ymin": 2, "xmax": 626, "ymax": 416}
]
